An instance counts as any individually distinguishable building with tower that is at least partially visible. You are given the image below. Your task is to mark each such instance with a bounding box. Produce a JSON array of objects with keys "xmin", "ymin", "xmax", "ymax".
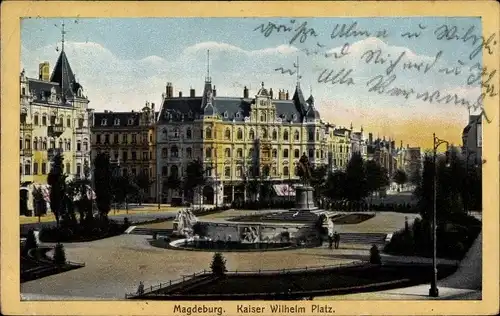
[
  {"xmin": 20, "ymin": 23, "xmax": 92, "ymax": 185},
  {"xmin": 156, "ymin": 52, "xmax": 352, "ymax": 205}
]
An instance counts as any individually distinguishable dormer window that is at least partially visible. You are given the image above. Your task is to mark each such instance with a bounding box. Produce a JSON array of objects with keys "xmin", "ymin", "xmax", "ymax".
[
  {"xmin": 224, "ymin": 112, "xmax": 228, "ymax": 118},
  {"xmin": 128, "ymin": 118, "xmax": 134, "ymax": 125},
  {"xmin": 101, "ymin": 119, "xmax": 107, "ymax": 126},
  {"xmin": 236, "ymin": 112, "xmax": 241, "ymax": 118},
  {"xmin": 114, "ymin": 118, "xmax": 120, "ymax": 126}
]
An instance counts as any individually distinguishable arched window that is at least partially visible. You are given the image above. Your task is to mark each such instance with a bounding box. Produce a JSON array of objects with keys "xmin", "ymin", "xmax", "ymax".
[
  {"xmin": 66, "ymin": 116, "xmax": 71, "ymax": 127},
  {"xmin": 237, "ymin": 148, "xmax": 243, "ymax": 158},
  {"xmin": 161, "ymin": 148, "xmax": 168, "ymax": 158},
  {"xmin": 248, "ymin": 148, "xmax": 254, "ymax": 158},
  {"xmin": 186, "ymin": 128, "xmax": 192, "ymax": 139},
  {"xmin": 25, "ymin": 137, "xmax": 31, "ymax": 149},
  {"xmin": 83, "ymin": 141, "xmax": 88, "ymax": 151},
  {"xmin": 205, "ymin": 148, "xmax": 212, "ymax": 158},
  {"xmin": 272, "ymin": 129, "xmax": 277, "ymax": 140},
  {"xmin": 171, "ymin": 146, "xmax": 179, "ymax": 157},
  {"xmin": 283, "ymin": 166, "xmax": 289, "ymax": 176},
  {"xmin": 316, "ymin": 131, "xmax": 320, "ymax": 141},
  {"xmin": 170, "ymin": 165, "xmax": 179, "ymax": 178},
  {"xmin": 186, "ymin": 147, "xmax": 192, "ymax": 158},
  {"xmin": 34, "ymin": 114, "xmax": 39, "ymax": 126},
  {"xmin": 283, "ymin": 149, "xmax": 289, "ymax": 158},
  {"xmin": 225, "ymin": 148, "xmax": 231, "ymax": 158},
  {"xmin": 42, "ymin": 139, "xmax": 47, "ymax": 150},
  {"xmin": 261, "ymin": 128, "xmax": 268, "ymax": 138},
  {"xmin": 33, "ymin": 162, "xmax": 39, "ymax": 175},
  {"xmin": 249, "ymin": 129, "xmax": 255, "ymax": 140},
  {"xmin": 260, "ymin": 112, "xmax": 266, "ymax": 122},
  {"xmin": 50, "ymin": 139, "xmax": 56, "ymax": 149},
  {"xmin": 224, "ymin": 166, "xmax": 231, "ymax": 177},
  {"xmin": 205, "ymin": 127, "xmax": 212, "ymax": 139},
  {"xmin": 236, "ymin": 166, "xmax": 243, "ymax": 177},
  {"xmin": 294, "ymin": 149, "xmax": 300, "ymax": 158},
  {"xmin": 173, "ymin": 128, "xmax": 180, "ymax": 138},
  {"xmin": 224, "ymin": 129, "xmax": 231, "ymax": 140},
  {"xmin": 33, "ymin": 138, "xmax": 38, "ymax": 150},
  {"xmin": 309, "ymin": 149, "xmax": 314, "ymax": 158},
  {"xmin": 294, "ymin": 130, "xmax": 300, "ymax": 141},
  {"xmin": 59, "ymin": 140, "xmax": 63, "ymax": 149},
  {"xmin": 237, "ymin": 129, "xmax": 243, "ymax": 140},
  {"xmin": 284, "ymin": 130, "xmax": 289, "ymax": 141},
  {"xmin": 308, "ymin": 131, "xmax": 314, "ymax": 142},
  {"xmin": 77, "ymin": 141, "xmax": 81, "ymax": 151},
  {"xmin": 272, "ymin": 167, "xmax": 277, "ymax": 176},
  {"xmin": 41, "ymin": 114, "xmax": 47, "ymax": 126},
  {"xmin": 272, "ymin": 149, "xmax": 277, "ymax": 158}
]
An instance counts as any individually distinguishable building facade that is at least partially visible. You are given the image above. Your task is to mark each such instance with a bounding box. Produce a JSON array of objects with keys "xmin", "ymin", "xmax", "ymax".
[
  {"xmin": 366, "ymin": 134, "xmax": 398, "ymax": 176},
  {"xmin": 156, "ymin": 76, "xmax": 351, "ymax": 205},
  {"xmin": 90, "ymin": 103, "xmax": 157, "ymax": 201},
  {"xmin": 20, "ymin": 49, "xmax": 91, "ymax": 185},
  {"xmin": 462, "ymin": 114, "xmax": 482, "ymax": 166}
]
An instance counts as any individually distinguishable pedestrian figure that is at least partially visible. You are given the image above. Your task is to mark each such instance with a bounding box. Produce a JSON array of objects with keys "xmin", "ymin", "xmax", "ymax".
[
  {"xmin": 328, "ymin": 235, "xmax": 333, "ymax": 249},
  {"xmin": 333, "ymin": 232, "xmax": 340, "ymax": 249},
  {"xmin": 137, "ymin": 281, "xmax": 144, "ymax": 295}
]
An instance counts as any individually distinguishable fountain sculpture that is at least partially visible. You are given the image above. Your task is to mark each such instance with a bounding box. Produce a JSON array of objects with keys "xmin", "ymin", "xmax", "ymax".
[{"xmin": 172, "ymin": 209, "xmax": 198, "ymax": 237}]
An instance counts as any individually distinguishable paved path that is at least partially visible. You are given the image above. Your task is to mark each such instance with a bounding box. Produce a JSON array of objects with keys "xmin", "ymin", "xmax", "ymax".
[{"xmin": 315, "ymin": 231, "xmax": 482, "ymax": 300}]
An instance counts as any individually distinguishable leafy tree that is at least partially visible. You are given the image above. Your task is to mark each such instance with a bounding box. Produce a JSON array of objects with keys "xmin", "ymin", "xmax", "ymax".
[
  {"xmin": 324, "ymin": 171, "xmax": 347, "ymax": 201},
  {"xmin": 344, "ymin": 152, "xmax": 368, "ymax": 201},
  {"xmin": 112, "ymin": 174, "xmax": 140, "ymax": 209},
  {"xmin": 310, "ymin": 165, "xmax": 328, "ymax": 203},
  {"xmin": 47, "ymin": 154, "xmax": 67, "ymax": 228},
  {"xmin": 210, "ymin": 252, "xmax": 227, "ymax": 276},
  {"xmin": 183, "ymin": 159, "xmax": 207, "ymax": 208},
  {"xmin": 67, "ymin": 162, "xmax": 93, "ymax": 225},
  {"xmin": 53, "ymin": 243, "xmax": 66, "ymax": 265},
  {"xmin": 134, "ymin": 172, "xmax": 154, "ymax": 204},
  {"xmin": 414, "ymin": 154, "xmax": 435, "ymax": 221},
  {"xmin": 365, "ymin": 160, "xmax": 389, "ymax": 200},
  {"xmin": 393, "ymin": 169, "xmax": 408, "ymax": 190},
  {"xmin": 164, "ymin": 173, "xmax": 181, "ymax": 200},
  {"xmin": 93, "ymin": 153, "xmax": 112, "ymax": 220}
]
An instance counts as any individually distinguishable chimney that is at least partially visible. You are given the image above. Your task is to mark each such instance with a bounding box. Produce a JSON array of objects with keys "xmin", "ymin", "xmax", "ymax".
[
  {"xmin": 178, "ymin": 91, "xmax": 183, "ymax": 97},
  {"xmin": 407, "ymin": 143, "xmax": 409, "ymax": 149},
  {"xmin": 285, "ymin": 90, "xmax": 289, "ymax": 100},
  {"xmin": 38, "ymin": 62, "xmax": 50, "ymax": 81},
  {"xmin": 391, "ymin": 140, "xmax": 395, "ymax": 150},
  {"xmin": 213, "ymin": 85, "xmax": 217, "ymax": 97},
  {"xmin": 269, "ymin": 88, "xmax": 273, "ymax": 99},
  {"xmin": 243, "ymin": 86, "xmax": 249, "ymax": 98},
  {"xmin": 400, "ymin": 140, "xmax": 403, "ymax": 149},
  {"xmin": 369, "ymin": 133, "xmax": 373, "ymax": 144},
  {"xmin": 190, "ymin": 88, "xmax": 195, "ymax": 97},
  {"xmin": 166, "ymin": 82, "xmax": 173, "ymax": 98}
]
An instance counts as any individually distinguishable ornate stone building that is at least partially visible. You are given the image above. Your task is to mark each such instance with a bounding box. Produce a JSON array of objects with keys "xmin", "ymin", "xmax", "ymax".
[
  {"xmin": 90, "ymin": 103, "xmax": 158, "ymax": 201},
  {"xmin": 156, "ymin": 73, "xmax": 351, "ymax": 205},
  {"xmin": 20, "ymin": 48, "xmax": 91, "ymax": 185}
]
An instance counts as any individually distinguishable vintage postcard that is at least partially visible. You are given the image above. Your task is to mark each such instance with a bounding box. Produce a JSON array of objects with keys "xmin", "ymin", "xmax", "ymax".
[{"xmin": 1, "ymin": 1, "xmax": 499, "ymax": 315}]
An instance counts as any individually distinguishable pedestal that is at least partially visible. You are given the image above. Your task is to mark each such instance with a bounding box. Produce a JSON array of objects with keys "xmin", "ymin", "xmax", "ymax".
[{"xmin": 293, "ymin": 185, "xmax": 317, "ymax": 211}]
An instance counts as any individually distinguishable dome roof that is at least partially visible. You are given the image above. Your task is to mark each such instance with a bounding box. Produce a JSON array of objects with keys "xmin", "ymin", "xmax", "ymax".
[{"xmin": 257, "ymin": 82, "xmax": 269, "ymax": 96}]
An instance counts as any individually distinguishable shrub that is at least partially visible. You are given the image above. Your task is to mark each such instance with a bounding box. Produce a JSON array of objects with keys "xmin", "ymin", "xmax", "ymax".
[
  {"xmin": 23, "ymin": 229, "xmax": 38, "ymax": 256},
  {"xmin": 210, "ymin": 252, "xmax": 227, "ymax": 276},
  {"xmin": 53, "ymin": 243, "xmax": 66, "ymax": 265},
  {"xmin": 370, "ymin": 244, "xmax": 381, "ymax": 264}
]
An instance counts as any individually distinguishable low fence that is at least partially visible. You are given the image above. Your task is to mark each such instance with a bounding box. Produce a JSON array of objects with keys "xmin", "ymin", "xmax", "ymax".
[{"xmin": 125, "ymin": 261, "xmax": 367, "ymax": 298}]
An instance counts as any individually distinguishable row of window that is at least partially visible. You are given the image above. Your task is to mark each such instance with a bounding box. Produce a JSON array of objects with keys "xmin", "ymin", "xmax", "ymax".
[
  {"xmin": 95, "ymin": 133, "xmax": 151, "ymax": 145},
  {"xmin": 19, "ymin": 138, "xmax": 89, "ymax": 152},
  {"xmin": 102, "ymin": 151, "xmax": 152, "ymax": 162},
  {"xmin": 160, "ymin": 147, "xmax": 332, "ymax": 160},
  {"xmin": 20, "ymin": 113, "xmax": 85, "ymax": 128},
  {"xmin": 160, "ymin": 165, "xmax": 305, "ymax": 179},
  {"xmin": 100, "ymin": 118, "xmax": 136, "ymax": 126},
  {"xmin": 167, "ymin": 127, "xmax": 324, "ymax": 142},
  {"xmin": 20, "ymin": 162, "xmax": 83, "ymax": 176}
]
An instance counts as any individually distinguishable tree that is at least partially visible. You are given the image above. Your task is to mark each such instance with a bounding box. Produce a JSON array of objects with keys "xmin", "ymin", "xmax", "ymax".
[
  {"xmin": 47, "ymin": 153, "xmax": 67, "ymax": 228},
  {"xmin": 344, "ymin": 152, "xmax": 368, "ymax": 201},
  {"xmin": 183, "ymin": 159, "xmax": 207, "ymax": 208},
  {"xmin": 324, "ymin": 171, "xmax": 347, "ymax": 201},
  {"xmin": 67, "ymin": 162, "xmax": 93, "ymax": 225},
  {"xmin": 210, "ymin": 252, "xmax": 227, "ymax": 276},
  {"xmin": 365, "ymin": 160, "xmax": 389, "ymax": 200},
  {"xmin": 134, "ymin": 172, "xmax": 154, "ymax": 204},
  {"xmin": 310, "ymin": 165, "xmax": 328, "ymax": 203},
  {"xmin": 93, "ymin": 153, "xmax": 112, "ymax": 220},
  {"xmin": 53, "ymin": 243, "xmax": 66, "ymax": 265},
  {"xmin": 393, "ymin": 169, "xmax": 408, "ymax": 191},
  {"xmin": 164, "ymin": 173, "xmax": 181, "ymax": 201},
  {"xmin": 414, "ymin": 154, "xmax": 434, "ymax": 221}
]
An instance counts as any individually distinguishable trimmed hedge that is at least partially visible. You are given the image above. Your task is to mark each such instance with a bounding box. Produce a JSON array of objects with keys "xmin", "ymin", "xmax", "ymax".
[{"xmin": 39, "ymin": 219, "xmax": 129, "ymax": 243}]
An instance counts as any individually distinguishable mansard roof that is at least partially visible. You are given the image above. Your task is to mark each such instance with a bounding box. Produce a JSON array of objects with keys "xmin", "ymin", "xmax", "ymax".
[{"xmin": 93, "ymin": 111, "xmax": 157, "ymax": 128}]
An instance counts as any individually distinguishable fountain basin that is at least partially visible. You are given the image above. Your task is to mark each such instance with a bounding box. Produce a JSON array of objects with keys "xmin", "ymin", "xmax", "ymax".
[{"xmin": 168, "ymin": 238, "xmax": 297, "ymax": 252}]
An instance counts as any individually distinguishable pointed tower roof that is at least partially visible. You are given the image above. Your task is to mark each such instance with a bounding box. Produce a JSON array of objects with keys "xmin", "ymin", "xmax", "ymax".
[
  {"xmin": 292, "ymin": 83, "xmax": 307, "ymax": 114},
  {"xmin": 51, "ymin": 50, "xmax": 77, "ymax": 98},
  {"xmin": 305, "ymin": 91, "xmax": 320, "ymax": 120}
]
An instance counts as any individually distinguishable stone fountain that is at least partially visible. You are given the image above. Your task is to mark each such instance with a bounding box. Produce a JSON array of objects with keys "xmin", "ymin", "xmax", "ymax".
[{"xmin": 172, "ymin": 209, "xmax": 198, "ymax": 237}]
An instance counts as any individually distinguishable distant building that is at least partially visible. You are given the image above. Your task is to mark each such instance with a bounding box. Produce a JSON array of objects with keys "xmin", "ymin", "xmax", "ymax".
[
  {"xmin": 20, "ymin": 48, "xmax": 91, "ymax": 185},
  {"xmin": 366, "ymin": 134, "xmax": 397, "ymax": 177},
  {"xmin": 462, "ymin": 115, "xmax": 482, "ymax": 166},
  {"xmin": 349, "ymin": 124, "xmax": 367, "ymax": 161},
  {"xmin": 90, "ymin": 103, "xmax": 158, "ymax": 201}
]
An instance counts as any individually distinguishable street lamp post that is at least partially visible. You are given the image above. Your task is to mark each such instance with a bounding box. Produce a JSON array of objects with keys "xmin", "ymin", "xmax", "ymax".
[{"xmin": 430, "ymin": 133, "xmax": 449, "ymax": 298}]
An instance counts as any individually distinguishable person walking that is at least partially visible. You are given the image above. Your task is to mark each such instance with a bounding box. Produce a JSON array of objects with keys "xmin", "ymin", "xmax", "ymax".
[
  {"xmin": 328, "ymin": 234, "xmax": 333, "ymax": 249},
  {"xmin": 137, "ymin": 281, "xmax": 144, "ymax": 296},
  {"xmin": 333, "ymin": 232, "xmax": 340, "ymax": 249}
]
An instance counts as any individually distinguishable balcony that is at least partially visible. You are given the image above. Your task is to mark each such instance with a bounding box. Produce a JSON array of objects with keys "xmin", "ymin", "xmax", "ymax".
[
  {"xmin": 47, "ymin": 148, "xmax": 64, "ymax": 158},
  {"xmin": 21, "ymin": 148, "xmax": 33, "ymax": 156},
  {"xmin": 75, "ymin": 126, "xmax": 89, "ymax": 134},
  {"xmin": 48, "ymin": 124, "xmax": 65, "ymax": 138},
  {"xmin": 20, "ymin": 123, "xmax": 33, "ymax": 131}
]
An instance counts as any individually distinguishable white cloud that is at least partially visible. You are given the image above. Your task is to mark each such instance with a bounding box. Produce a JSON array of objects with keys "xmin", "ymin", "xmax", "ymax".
[{"xmin": 21, "ymin": 39, "xmax": 472, "ymax": 127}]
